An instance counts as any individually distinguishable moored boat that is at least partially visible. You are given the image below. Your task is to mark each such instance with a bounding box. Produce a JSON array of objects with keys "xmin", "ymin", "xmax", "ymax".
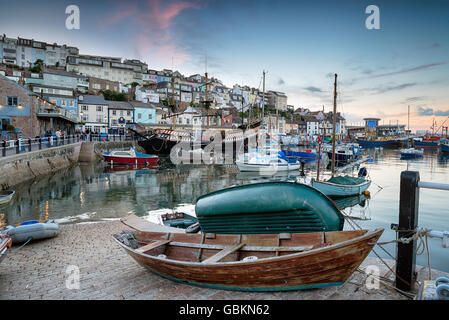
[
  {"xmin": 0, "ymin": 190, "xmax": 15, "ymax": 205},
  {"xmin": 195, "ymin": 182, "xmax": 344, "ymax": 234},
  {"xmin": 413, "ymin": 135, "xmax": 440, "ymax": 149},
  {"xmin": 439, "ymin": 139, "xmax": 449, "ymax": 153},
  {"xmin": 310, "ymin": 174, "xmax": 371, "ymax": 197},
  {"xmin": 400, "ymin": 148, "xmax": 424, "ymax": 158},
  {"xmin": 0, "ymin": 234, "xmax": 12, "ymax": 264},
  {"xmin": 103, "ymin": 149, "xmax": 158, "ymax": 165},
  {"xmin": 113, "ymin": 228, "xmax": 383, "ymax": 291},
  {"xmin": 1, "ymin": 220, "xmax": 60, "ymax": 244},
  {"xmin": 356, "ymin": 137, "xmax": 398, "ymax": 148}
]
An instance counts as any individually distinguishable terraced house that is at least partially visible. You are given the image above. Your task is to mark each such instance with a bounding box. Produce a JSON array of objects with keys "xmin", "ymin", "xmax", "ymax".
[{"xmin": 0, "ymin": 74, "xmax": 79, "ymax": 138}]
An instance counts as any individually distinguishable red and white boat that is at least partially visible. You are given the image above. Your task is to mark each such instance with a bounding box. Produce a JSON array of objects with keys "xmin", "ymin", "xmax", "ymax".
[
  {"xmin": 0, "ymin": 234, "xmax": 12, "ymax": 264},
  {"xmin": 102, "ymin": 149, "xmax": 158, "ymax": 165}
]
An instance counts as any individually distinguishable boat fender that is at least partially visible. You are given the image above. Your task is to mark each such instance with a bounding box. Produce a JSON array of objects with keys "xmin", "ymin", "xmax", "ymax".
[
  {"xmin": 157, "ymin": 254, "xmax": 167, "ymax": 259},
  {"xmin": 242, "ymin": 256, "xmax": 258, "ymax": 262},
  {"xmin": 436, "ymin": 284, "xmax": 449, "ymax": 300},
  {"xmin": 186, "ymin": 222, "xmax": 201, "ymax": 234}
]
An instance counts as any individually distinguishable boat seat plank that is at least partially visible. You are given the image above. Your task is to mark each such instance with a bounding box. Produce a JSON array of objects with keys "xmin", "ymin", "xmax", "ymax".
[
  {"xmin": 168, "ymin": 241, "xmax": 314, "ymax": 252},
  {"xmin": 202, "ymin": 243, "xmax": 245, "ymax": 264},
  {"xmin": 136, "ymin": 239, "xmax": 171, "ymax": 253}
]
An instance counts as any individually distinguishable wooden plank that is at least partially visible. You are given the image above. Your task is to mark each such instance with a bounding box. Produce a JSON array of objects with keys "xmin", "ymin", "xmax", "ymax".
[
  {"xmin": 202, "ymin": 243, "xmax": 245, "ymax": 264},
  {"xmin": 196, "ymin": 233, "xmax": 206, "ymax": 262},
  {"xmin": 136, "ymin": 239, "xmax": 171, "ymax": 253},
  {"xmin": 168, "ymin": 241, "xmax": 313, "ymax": 252}
]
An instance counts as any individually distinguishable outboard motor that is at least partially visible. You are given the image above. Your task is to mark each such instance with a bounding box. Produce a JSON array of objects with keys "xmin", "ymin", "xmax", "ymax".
[
  {"xmin": 300, "ymin": 160, "xmax": 306, "ymax": 177},
  {"xmin": 358, "ymin": 167, "xmax": 368, "ymax": 177}
]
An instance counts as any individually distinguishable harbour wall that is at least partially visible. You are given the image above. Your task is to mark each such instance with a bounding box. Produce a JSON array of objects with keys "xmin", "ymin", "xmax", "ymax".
[{"xmin": 0, "ymin": 140, "xmax": 140, "ymax": 190}]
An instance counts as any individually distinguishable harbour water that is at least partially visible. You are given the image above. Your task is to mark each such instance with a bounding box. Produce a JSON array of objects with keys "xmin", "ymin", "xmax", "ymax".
[{"xmin": 1, "ymin": 148, "xmax": 448, "ymax": 272}]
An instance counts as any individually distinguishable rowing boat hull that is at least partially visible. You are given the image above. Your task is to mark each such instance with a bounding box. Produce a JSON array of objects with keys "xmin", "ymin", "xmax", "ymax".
[
  {"xmin": 311, "ymin": 179, "xmax": 371, "ymax": 197},
  {"xmin": 195, "ymin": 182, "xmax": 344, "ymax": 234},
  {"xmin": 103, "ymin": 154, "xmax": 158, "ymax": 165},
  {"xmin": 114, "ymin": 229, "xmax": 383, "ymax": 291}
]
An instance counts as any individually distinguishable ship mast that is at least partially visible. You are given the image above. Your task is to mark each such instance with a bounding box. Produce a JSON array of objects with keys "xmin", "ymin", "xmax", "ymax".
[{"xmin": 331, "ymin": 73, "xmax": 337, "ymax": 176}]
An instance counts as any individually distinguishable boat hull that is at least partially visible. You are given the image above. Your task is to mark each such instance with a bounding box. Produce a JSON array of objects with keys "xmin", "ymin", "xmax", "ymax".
[
  {"xmin": 413, "ymin": 140, "xmax": 438, "ymax": 149},
  {"xmin": 236, "ymin": 162, "xmax": 300, "ymax": 172},
  {"xmin": 439, "ymin": 144, "xmax": 449, "ymax": 153},
  {"xmin": 356, "ymin": 139, "xmax": 398, "ymax": 148},
  {"xmin": 195, "ymin": 182, "xmax": 344, "ymax": 234},
  {"xmin": 114, "ymin": 229, "xmax": 383, "ymax": 291},
  {"xmin": 103, "ymin": 154, "xmax": 158, "ymax": 165},
  {"xmin": 2, "ymin": 220, "xmax": 59, "ymax": 244},
  {"xmin": 0, "ymin": 191, "xmax": 15, "ymax": 205},
  {"xmin": 311, "ymin": 179, "xmax": 371, "ymax": 197}
]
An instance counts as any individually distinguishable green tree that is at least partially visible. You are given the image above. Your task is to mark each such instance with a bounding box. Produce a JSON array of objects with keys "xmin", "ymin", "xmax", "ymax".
[{"xmin": 29, "ymin": 59, "xmax": 44, "ymax": 73}]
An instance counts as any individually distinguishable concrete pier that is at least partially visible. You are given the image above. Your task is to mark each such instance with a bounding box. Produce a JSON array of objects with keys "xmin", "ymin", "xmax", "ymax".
[
  {"xmin": 0, "ymin": 143, "xmax": 81, "ymax": 190},
  {"xmin": 1, "ymin": 220, "xmax": 447, "ymax": 300}
]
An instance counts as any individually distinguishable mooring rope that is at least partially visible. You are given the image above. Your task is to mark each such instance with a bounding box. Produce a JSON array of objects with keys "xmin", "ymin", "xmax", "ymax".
[{"xmin": 11, "ymin": 237, "xmax": 32, "ymax": 253}]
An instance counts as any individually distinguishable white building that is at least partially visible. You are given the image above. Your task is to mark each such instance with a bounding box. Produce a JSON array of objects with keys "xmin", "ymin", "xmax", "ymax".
[
  {"xmin": 66, "ymin": 55, "xmax": 145, "ymax": 85},
  {"xmin": 77, "ymin": 95, "xmax": 109, "ymax": 133},
  {"xmin": 135, "ymin": 87, "xmax": 160, "ymax": 103}
]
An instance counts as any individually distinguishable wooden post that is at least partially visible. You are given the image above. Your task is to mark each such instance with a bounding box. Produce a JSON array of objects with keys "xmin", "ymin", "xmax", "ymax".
[
  {"xmin": 396, "ymin": 170, "xmax": 420, "ymax": 291},
  {"xmin": 1, "ymin": 140, "xmax": 5, "ymax": 157},
  {"xmin": 28, "ymin": 138, "xmax": 32, "ymax": 152}
]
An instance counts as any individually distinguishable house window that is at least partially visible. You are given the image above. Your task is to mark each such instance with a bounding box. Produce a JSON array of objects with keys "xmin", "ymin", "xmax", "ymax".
[
  {"xmin": 96, "ymin": 106, "xmax": 103, "ymax": 112},
  {"xmin": 82, "ymin": 105, "xmax": 88, "ymax": 111},
  {"xmin": 112, "ymin": 119, "xmax": 118, "ymax": 125},
  {"xmin": 7, "ymin": 97, "xmax": 18, "ymax": 106},
  {"xmin": 112, "ymin": 110, "xmax": 116, "ymax": 116},
  {"xmin": 82, "ymin": 115, "xmax": 88, "ymax": 122},
  {"xmin": 96, "ymin": 115, "xmax": 103, "ymax": 122},
  {"xmin": 138, "ymin": 113, "xmax": 142, "ymax": 119},
  {"xmin": 127, "ymin": 111, "xmax": 131, "ymax": 116},
  {"xmin": 148, "ymin": 114, "xmax": 152, "ymax": 120}
]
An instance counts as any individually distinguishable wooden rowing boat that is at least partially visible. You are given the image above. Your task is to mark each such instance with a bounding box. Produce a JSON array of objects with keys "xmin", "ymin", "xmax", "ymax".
[{"xmin": 113, "ymin": 228, "xmax": 383, "ymax": 291}]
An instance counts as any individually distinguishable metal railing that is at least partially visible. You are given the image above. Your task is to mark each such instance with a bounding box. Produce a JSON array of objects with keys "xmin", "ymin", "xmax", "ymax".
[{"xmin": 1, "ymin": 134, "xmax": 134, "ymax": 157}]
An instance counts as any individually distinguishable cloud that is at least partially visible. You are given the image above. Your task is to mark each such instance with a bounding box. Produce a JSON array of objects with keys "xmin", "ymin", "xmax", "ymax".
[
  {"xmin": 303, "ymin": 86, "xmax": 325, "ymax": 93},
  {"xmin": 404, "ymin": 96, "xmax": 427, "ymax": 102},
  {"xmin": 369, "ymin": 62, "xmax": 448, "ymax": 79},
  {"xmin": 372, "ymin": 82, "xmax": 417, "ymax": 94},
  {"xmin": 100, "ymin": 0, "xmax": 203, "ymax": 66},
  {"xmin": 417, "ymin": 106, "xmax": 449, "ymax": 117}
]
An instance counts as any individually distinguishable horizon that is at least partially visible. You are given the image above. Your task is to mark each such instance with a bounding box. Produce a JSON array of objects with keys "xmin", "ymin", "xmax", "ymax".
[{"xmin": 1, "ymin": 0, "xmax": 448, "ymax": 131}]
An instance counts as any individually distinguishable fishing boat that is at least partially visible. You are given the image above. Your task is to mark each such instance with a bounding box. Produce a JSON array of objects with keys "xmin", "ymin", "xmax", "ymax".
[
  {"xmin": 400, "ymin": 148, "xmax": 424, "ymax": 158},
  {"xmin": 413, "ymin": 135, "xmax": 440, "ymax": 149},
  {"xmin": 356, "ymin": 137, "xmax": 398, "ymax": 148},
  {"xmin": 322, "ymin": 143, "xmax": 361, "ymax": 163},
  {"xmin": 113, "ymin": 228, "xmax": 383, "ymax": 291},
  {"xmin": 103, "ymin": 149, "xmax": 158, "ymax": 165},
  {"xmin": 195, "ymin": 182, "xmax": 344, "ymax": 234},
  {"xmin": 0, "ymin": 234, "xmax": 12, "ymax": 264},
  {"xmin": 0, "ymin": 190, "xmax": 15, "ymax": 205},
  {"xmin": 284, "ymin": 149, "xmax": 318, "ymax": 159},
  {"xmin": 439, "ymin": 139, "xmax": 449, "ymax": 153},
  {"xmin": 310, "ymin": 173, "xmax": 371, "ymax": 197},
  {"xmin": 1, "ymin": 220, "xmax": 59, "ymax": 244}
]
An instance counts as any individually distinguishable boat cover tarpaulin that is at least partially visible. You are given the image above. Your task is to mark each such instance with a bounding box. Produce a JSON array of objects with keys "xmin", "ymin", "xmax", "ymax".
[{"xmin": 327, "ymin": 176, "xmax": 366, "ymax": 186}]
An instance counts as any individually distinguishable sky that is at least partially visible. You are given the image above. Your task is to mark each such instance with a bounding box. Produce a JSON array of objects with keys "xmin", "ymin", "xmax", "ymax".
[{"xmin": 1, "ymin": 0, "xmax": 448, "ymax": 132}]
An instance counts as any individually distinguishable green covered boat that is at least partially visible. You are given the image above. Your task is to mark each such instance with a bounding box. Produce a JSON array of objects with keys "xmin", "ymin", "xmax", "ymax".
[{"xmin": 195, "ymin": 182, "xmax": 344, "ymax": 234}]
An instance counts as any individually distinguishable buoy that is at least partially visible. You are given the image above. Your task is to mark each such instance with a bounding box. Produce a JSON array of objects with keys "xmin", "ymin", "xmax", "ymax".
[
  {"xmin": 435, "ymin": 277, "xmax": 449, "ymax": 287},
  {"xmin": 363, "ymin": 190, "xmax": 371, "ymax": 198}
]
